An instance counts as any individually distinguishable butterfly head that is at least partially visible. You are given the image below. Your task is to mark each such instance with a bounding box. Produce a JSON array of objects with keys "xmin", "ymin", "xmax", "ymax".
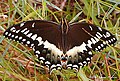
[{"xmin": 60, "ymin": 54, "xmax": 68, "ymax": 68}]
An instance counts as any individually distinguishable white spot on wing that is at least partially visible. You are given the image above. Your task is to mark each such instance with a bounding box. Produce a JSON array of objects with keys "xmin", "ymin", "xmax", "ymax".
[
  {"xmin": 91, "ymin": 38, "xmax": 96, "ymax": 44},
  {"xmin": 20, "ymin": 22, "xmax": 25, "ymax": 27},
  {"xmin": 15, "ymin": 36, "xmax": 18, "ymax": 39},
  {"xmin": 86, "ymin": 58, "xmax": 90, "ymax": 61},
  {"xmin": 72, "ymin": 65, "xmax": 78, "ymax": 68},
  {"xmin": 89, "ymin": 25, "xmax": 93, "ymax": 31},
  {"xmin": 83, "ymin": 61, "xmax": 87, "ymax": 64},
  {"xmin": 19, "ymin": 36, "xmax": 22, "ymax": 40},
  {"xmin": 97, "ymin": 32, "xmax": 102, "ymax": 38},
  {"xmin": 21, "ymin": 28, "xmax": 27, "ymax": 33},
  {"xmin": 111, "ymin": 39, "xmax": 113, "ymax": 42},
  {"xmin": 97, "ymin": 26, "xmax": 102, "ymax": 31},
  {"xmin": 22, "ymin": 39, "xmax": 26, "ymax": 42},
  {"xmin": 101, "ymin": 44, "xmax": 104, "ymax": 47},
  {"xmin": 56, "ymin": 64, "xmax": 61, "ymax": 67},
  {"xmin": 98, "ymin": 46, "xmax": 101, "ymax": 49},
  {"xmin": 106, "ymin": 41, "xmax": 108, "ymax": 44},
  {"xmin": 33, "ymin": 47, "xmax": 35, "ymax": 51},
  {"xmin": 30, "ymin": 44, "xmax": 34, "ymax": 47},
  {"xmin": 78, "ymin": 62, "xmax": 83, "ymax": 66},
  {"xmin": 8, "ymin": 33, "xmax": 11, "ymax": 36},
  {"xmin": 45, "ymin": 61, "xmax": 51, "ymax": 65},
  {"xmin": 95, "ymin": 48, "xmax": 98, "ymax": 51},
  {"xmin": 11, "ymin": 35, "xmax": 14, "ymax": 37},
  {"xmin": 113, "ymin": 38, "xmax": 116, "ymax": 40},
  {"xmin": 10, "ymin": 27, "xmax": 16, "ymax": 31},
  {"xmin": 87, "ymin": 40, "xmax": 92, "ymax": 48},
  {"xmin": 67, "ymin": 64, "xmax": 72, "ymax": 67},
  {"xmin": 15, "ymin": 30, "xmax": 20, "ymax": 33},
  {"xmin": 88, "ymin": 61, "xmax": 90, "ymax": 64},
  {"xmin": 103, "ymin": 34, "xmax": 107, "ymax": 38},
  {"xmin": 96, "ymin": 34, "xmax": 101, "ymax": 39},
  {"xmin": 31, "ymin": 34, "xmax": 37, "ymax": 40},
  {"xmin": 5, "ymin": 32, "xmax": 8, "ymax": 35},
  {"xmin": 109, "ymin": 40, "xmax": 112, "ymax": 43},
  {"xmin": 57, "ymin": 66, "xmax": 61, "ymax": 70},
  {"xmin": 106, "ymin": 32, "xmax": 111, "ymax": 37},
  {"xmin": 12, "ymin": 30, "xmax": 16, "ymax": 32},
  {"xmin": 35, "ymin": 50, "xmax": 40, "ymax": 54},
  {"xmin": 88, "ymin": 51, "xmax": 92, "ymax": 55},
  {"xmin": 40, "ymin": 60, "xmax": 44, "ymax": 64},
  {"xmin": 24, "ymin": 30, "xmax": 30, "ymax": 35},
  {"xmin": 32, "ymin": 22, "xmax": 35, "ymax": 28},
  {"xmin": 94, "ymin": 37, "xmax": 99, "ymax": 42},
  {"xmin": 36, "ymin": 54, "xmax": 38, "ymax": 58},
  {"xmin": 27, "ymin": 41, "xmax": 30, "ymax": 44},
  {"xmin": 27, "ymin": 33, "xmax": 33, "ymax": 38},
  {"xmin": 39, "ymin": 57, "xmax": 45, "ymax": 60},
  {"xmin": 50, "ymin": 65, "xmax": 56, "ymax": 69}
]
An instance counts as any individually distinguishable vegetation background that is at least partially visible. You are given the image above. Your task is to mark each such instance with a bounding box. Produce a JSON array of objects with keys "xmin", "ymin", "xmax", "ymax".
[{"xmin": 0, "ymin": 0, "xmax": 120, "ymax": 81}]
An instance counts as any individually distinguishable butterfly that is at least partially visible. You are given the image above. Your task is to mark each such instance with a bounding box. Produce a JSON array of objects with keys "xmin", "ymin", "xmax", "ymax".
[{"xmin": 3, "ymin": 19, "xmax": 117, "ymax": 74}]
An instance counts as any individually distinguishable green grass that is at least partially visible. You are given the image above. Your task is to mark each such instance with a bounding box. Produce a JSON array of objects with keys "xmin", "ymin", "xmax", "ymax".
[{"xmin": 0, "ymin": 0, "xmax": 120, "ymax": 81}]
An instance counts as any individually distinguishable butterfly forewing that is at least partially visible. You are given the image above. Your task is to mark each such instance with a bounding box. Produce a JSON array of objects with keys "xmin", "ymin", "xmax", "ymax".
[
  {"xmin": 4, "ymin": 20, "xmax": 63, "ymax": 48},
  {"xmin": 67, "ymin": 22, "xmax": 117, "ymax": 51}
]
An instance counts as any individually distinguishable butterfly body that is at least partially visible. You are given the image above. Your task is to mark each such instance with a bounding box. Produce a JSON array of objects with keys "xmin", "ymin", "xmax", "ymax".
[{"xmin": 3, "ymin": 20, "xmax": 117, "ymax": 73}]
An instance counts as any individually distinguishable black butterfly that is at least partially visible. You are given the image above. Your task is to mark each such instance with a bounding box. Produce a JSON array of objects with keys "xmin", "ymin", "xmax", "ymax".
[{"xmin": 3, "ymin": 19, "xmax": 117, "ymax": 74}]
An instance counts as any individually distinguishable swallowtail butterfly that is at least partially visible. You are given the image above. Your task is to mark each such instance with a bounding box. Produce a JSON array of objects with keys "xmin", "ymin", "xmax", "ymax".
[{"xmin": 3, "ymin": 19, "xmax": 117, "ymax": 73}]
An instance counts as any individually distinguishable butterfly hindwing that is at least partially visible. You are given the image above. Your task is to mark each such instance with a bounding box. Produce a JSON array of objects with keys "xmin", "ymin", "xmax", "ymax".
[{"xmin": 33, "ymin": 40, "xmax": 64, "ymax": 73}]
